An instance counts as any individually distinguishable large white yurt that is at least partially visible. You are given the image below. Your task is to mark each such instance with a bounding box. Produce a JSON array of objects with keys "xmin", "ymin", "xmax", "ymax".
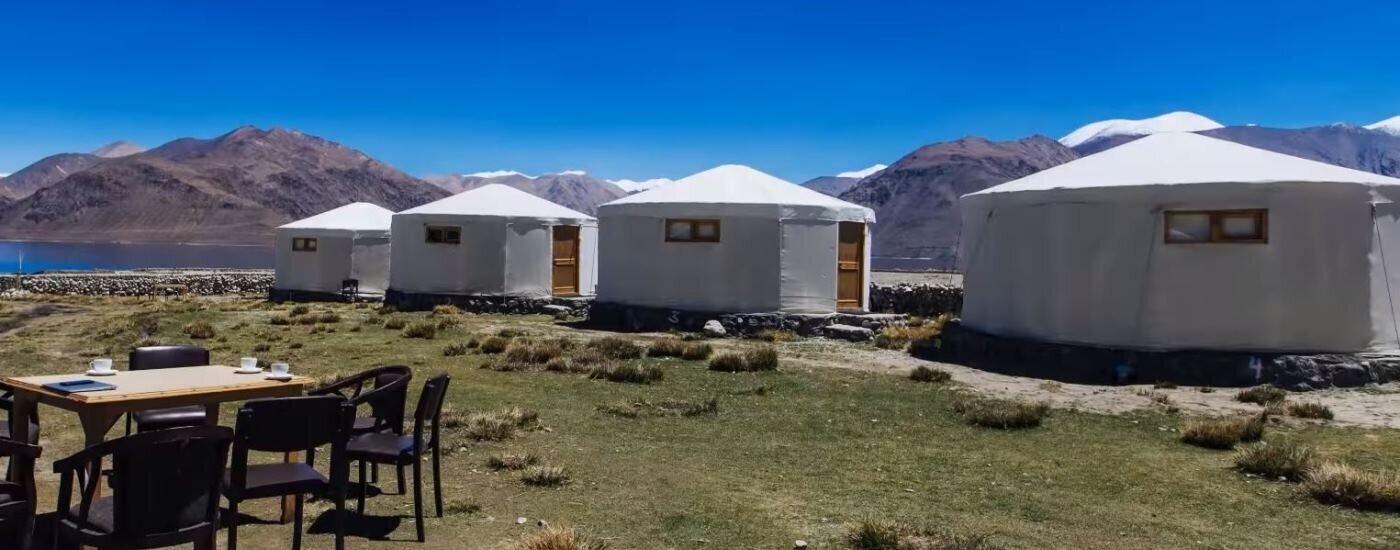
[
  {"xmin": 274, "ymin": 202, "xmax": 394, "ymax": 297},
  {"xmin": 597, "ymin": 164, "xmax": 876, "ymax": 314},
  {"xmin": 388, "ymin": 184, "xmax": 597, "ymax": 298},
  {"xmin": 959, "ymin": 132, "xmax": 1400, "ymax": 353}
]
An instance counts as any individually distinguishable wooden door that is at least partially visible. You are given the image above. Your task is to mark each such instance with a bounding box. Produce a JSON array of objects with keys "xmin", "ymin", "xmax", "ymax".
[
  {"xmin": 837, "ymin": 222, "xmax": 865, "ymax": 311},
  {"xmin": 552, "ymin": 225, "xmax": 581, "ymax": 296}
]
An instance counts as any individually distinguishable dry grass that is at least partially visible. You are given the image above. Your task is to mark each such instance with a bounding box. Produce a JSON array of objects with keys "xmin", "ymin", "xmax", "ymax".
[
  {"xmin": 402, "ymin": 321, "xmax": 438, "ymax": 339},
  {"xmin": 316, "ymin": 312, "xmax": 341, "ymax": 323},
  {"xmin": 518, "ymin": 527, "xmax": 608, "ymax": 550},
  {"xmin": 587, "ymin": 362, "xmax": 664, "ymax": 384},
  {"xmin": 680, "ymin": 342, "xmax": 713, "ymax": 360},
  {"xmin": 488, "ymin": 452, "xmax": 540, "ymax": 470},
  {"xmin": 587, "ymin": 336, "xmax": 643, "ymax": 360},
  {"xmin": 443, "ymin": 342, "xmax": 473, "ymax": 357},
  {"xmin": 269, "ymin": 315, "xmax": 292, "ymax": 326},
  {"xmin": 1305, "ymin": 461, "xmax": 1400, "ymax": 512},
  {"xmin": 504, "ymin": 339, "xmax": 566, "ymax": 365},
  {"xmin": 383, "ymin": 316, "xmax": 408, "ymax": 330},
  {"xmin": 909, "ymin": 366, "xmax": 951, "ymax": 383},
  {"xmin": 598, "ymin": 398, "xmax": 719, "ymax": 419},
  {"xmin": 646, "ymin": 338, "xmax": 689, "ymax": 358},
  {"xmin": 443, "ymin": 500, "xmax": 482, "ymax": 516},
  {"xmin": 874, "ymin": 324, "xmax": 942, "ymax": 351},
  {"xmin": 753, "ymin": 328, "xmax": 798, "ymax": 343},
  {"xmin": 456, "ymin": 407, "xmax": 540, "ymax": 441},
  {"xmin": 480, "ymin": 335, "xmax": 512, "ymax": 354},
  {"xmin": 1287, "ymin": 402, "xmax": 1335, "ymax": 420},
  {"xmin": 1181, "ymin": 414, "xmax": 1267, "ymax": 450},
  {"xmin": 951, "ymin": 397, "xmax": 1050, "ymax": 429},
  {"xmin": 1236, "ymin": 385, "xmax": 1288, "ymax": 406},
  {"xmin": 522, "ymin": 465, "xmax": 568, "ymax": 487},
  {"xmin": 289, "ymin": 304, "xmax": 310, "ymax": 316},
  {"xmin": 744, "ymin": 346, "xmax": 780, "ymax": 371},
  {"xmin": 432, "ymin": 304, "xmax": 463, "ymax": 316},
  {"xmin": 182, "ymin": 320, "xmax": 215, "ymax": 339},
  {"xmin": 846, "ymin": 519, "xmax": 1001, "ymax": 550},
  {"xmin": 1235, "ymin": 441, "xmax": 1318, "ymax": 481}
]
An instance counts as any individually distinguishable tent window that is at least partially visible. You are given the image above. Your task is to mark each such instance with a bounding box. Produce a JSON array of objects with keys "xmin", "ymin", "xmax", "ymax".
[
  {"xmin": 426, "ymin": 225, "xmax": 461, "ymax": 244},
  {"xmin": 665, "ymin": 219, "xmax": 721, "ymax": 243},
  {"xmin": 1164, "ymin": 210, "xmax": 1267, "ymax": 244},
  {"xmin": 292, "ymin": 237, "xmax": 318, "ymax": 252}
]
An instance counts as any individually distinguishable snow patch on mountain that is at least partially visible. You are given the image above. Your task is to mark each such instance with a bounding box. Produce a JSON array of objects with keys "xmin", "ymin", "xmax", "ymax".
[
  {"xmin": 465, "ymin": 170, "xmax": 532, "ymax": 179},
  {"xmin": 1367, "ymin": 115, "xmax": 1400, "ymax": 136},
  {"xmin": 836, "ymin": 164, "xmax": 887, "ymax": 179},
  {"xmin": 1059, "ymin": 111, "xmax": 1223, "ymax": 147},
  {"xmin": 608, "ymin": 177, "xmax": 674, "ymax": 193}
]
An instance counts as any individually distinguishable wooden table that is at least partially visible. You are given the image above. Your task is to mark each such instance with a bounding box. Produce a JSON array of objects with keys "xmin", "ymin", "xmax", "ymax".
[{"xmin": 4, "ymin": 366, "xmax": 315, "ymax": 527}]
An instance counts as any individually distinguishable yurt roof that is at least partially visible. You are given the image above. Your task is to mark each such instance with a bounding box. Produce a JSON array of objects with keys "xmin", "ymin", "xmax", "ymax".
[
  {"xmin": 278, "ymin": 202, "xmax": 393, "ymax": 233},
  {"xmin": 398, "ymin": 184, "xmax": 595, "ymax": 223},
  {"xmin": 601, "ymin": 164, "xmax": 875, "ymax": 222},
  {"xmin": 972, "ymin": 132, "xmax": 1400, "ymax": 196}
]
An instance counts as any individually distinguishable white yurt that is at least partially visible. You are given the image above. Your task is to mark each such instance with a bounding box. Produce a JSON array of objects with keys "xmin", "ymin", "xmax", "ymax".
[
  {"xmin": 597, "ymin": 164, "xmax": 876, "ymax": 314},
  {"xmin": 388, "ymin": 184, "xmax": 597, "ymax": 299},
  {"xmin": 274, "ymin": 202, "xmax": 394, "ymax": 297},
  {"xmin": 959, "ymin": 132, "xmax": 1400, "ymax": 353}
]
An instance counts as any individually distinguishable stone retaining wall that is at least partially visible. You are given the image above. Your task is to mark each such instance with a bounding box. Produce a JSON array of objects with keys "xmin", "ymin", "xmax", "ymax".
[
  {"xmin": 869, "ymin": 283, "xmax": 963, "ymax": 317},
  {"xmin": 385, "ymin": 289, "xmax": 593, "ymax": 317},
  {"xmin": 0, "ymin": 270, "xmax": 274, "ymax": 296},
  {"xmin": 586, "ymin": 301, "xmax": 907, "ymax": 337}
]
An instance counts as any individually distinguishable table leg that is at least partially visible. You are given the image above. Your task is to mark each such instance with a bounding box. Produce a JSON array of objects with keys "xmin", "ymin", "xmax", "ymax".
[
  {"xmin": 204, "ymin": 403, "xmax": 220, "ymax": 426},
  {"xmin": 281, "ymin": 451, "xmax": 303, "ymax": 523},
  {"xmin": 8, "ymin": 392, "xmax": 36, "ymax": 445},
  {"xmin": 76, "ymin": 408, "xmax": 120, "ymax": 550}
]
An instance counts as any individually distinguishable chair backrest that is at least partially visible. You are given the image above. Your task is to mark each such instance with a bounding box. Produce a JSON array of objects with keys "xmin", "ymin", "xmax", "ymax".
[
  {"xmin": 1, "ymin": 385, "xmax": 40, "ymax": 444},
  {"xmin": 360, "ymin": 366, "xmax": 413, "ymax": 432},
  {"xmin": 234, "ymin": 395, "xmax": 347, "ymax": 453},
  {"xmin": 0, "ymin": 437, "xmax": 41, "ymax": 516},
  {"xmin": 54, "ymin": 426, "xmax": 229, "ymax": 546},
  {"xmin": 412, "ymin": 374, "xmax": 452, "ymax": 447},
  {"xmin": 128, "ymin": 345, "xmax": 210, "ymax": 371}
]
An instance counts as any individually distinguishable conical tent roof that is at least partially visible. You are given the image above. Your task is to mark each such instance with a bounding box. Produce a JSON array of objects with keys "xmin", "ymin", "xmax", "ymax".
[
  {"xmin": 398, "ymin": 184, "xmax": 595, "ymax": 223},
  {"xmin": 278, "ymin": 202, "xmax": 393, "ymax": 236},
  {"xmin": 973, "ymin": 132, "xmax": 1400, "ymax": 196},
  {"xmin": 602, "ymin": 164, "xmax": 874, "ymax": 222}
]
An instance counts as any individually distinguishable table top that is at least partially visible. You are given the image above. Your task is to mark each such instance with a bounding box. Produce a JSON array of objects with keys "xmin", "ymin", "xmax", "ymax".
[{"xmin": 3, "ymin": 365, "xmax": 314, "ymax": 404}]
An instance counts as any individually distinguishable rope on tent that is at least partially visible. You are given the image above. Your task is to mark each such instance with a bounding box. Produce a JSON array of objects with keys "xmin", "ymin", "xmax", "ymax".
[{"xmin": 1373, "ymin": 203, "xmax": 1400, "ymax": 346}]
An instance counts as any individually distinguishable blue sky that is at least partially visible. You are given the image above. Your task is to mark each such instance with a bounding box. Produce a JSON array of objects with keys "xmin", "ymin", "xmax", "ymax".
[{"xmin": 1, "ymin": 0, "xmax": 1397, "ymax": 181}]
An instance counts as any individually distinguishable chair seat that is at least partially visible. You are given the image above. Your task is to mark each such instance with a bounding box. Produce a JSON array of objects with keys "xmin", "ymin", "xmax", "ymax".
[
  {"xmin": 225, "ymin": 463, "xmax": 327, "ymax": 500},
  {"xmin": 134, "ymin": 406, "xmax": 207, "ymax": 431},
  {"xmin": 65, "ymin": 496, "xmax": 116, "ymax": 534},
  {"xmin": 347, "ymin": 433, "xmax": 415, "ymax": 462}
]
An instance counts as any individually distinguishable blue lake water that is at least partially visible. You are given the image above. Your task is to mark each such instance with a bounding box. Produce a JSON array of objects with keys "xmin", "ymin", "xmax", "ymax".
[{"xmin": 0, "ymin": 240, "xmax": 274, "ymax": 273}]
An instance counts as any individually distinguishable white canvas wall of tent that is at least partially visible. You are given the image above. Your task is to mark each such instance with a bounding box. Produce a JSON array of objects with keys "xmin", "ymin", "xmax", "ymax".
[
  {"xmin": 389, "ymin": 184, "xmax": 597, "ymax": 298},
  {"xmin": 597, "ymin": 164, "xmax": 876, "ymax": 314},
  {"xmin": 958, "ymin": 132, "xmax": 1400, "ymax": 354},
  {"xmin": 274, "ymin": 202, "xmax": 394, "ymax": 296}
]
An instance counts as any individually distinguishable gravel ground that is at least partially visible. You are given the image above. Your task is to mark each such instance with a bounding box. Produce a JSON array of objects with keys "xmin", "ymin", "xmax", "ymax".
[{"xmin": 871, "ymin": 271, "xmax": 963, "ymax": 287}]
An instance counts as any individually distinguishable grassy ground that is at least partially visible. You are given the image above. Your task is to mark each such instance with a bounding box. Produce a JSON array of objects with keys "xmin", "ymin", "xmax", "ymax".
[{"xmin": 2, "ymin": 296, "xmax": 1399, "ymax": 549}]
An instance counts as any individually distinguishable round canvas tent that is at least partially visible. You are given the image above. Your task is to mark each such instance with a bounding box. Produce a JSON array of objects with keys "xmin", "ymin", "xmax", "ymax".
[
  {"xmin": 597, "ymin": 164, "xmax": 876, "ymax": 314},
  {"xmin": 959, "ymin": 132, "xmax": 1400, "ymax": 353},
  {"xmin": 389, "ymin": 184, "xmax": 597, "ymax": 298},
  {"xmin": 274, "ymin": 202, "xmax": 394, "ymax": 296}
]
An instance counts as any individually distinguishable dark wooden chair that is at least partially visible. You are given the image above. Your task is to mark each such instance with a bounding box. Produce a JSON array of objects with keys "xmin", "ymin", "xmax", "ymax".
[
  {"xmin": 346, "ymin": 374, "xmax": 451, "ymax": 542},
  {"xmin": 310, "ymin": 366, "xmax": 414, "ymax": 490},
  {"xmin": 128, "ymin": 345, "xmax": 211, "ymax": 433},
  {"xmin": 224, "ymin": 395, "xmax": 353, "ymax": 550},
  {"xmin": 0, "ymin": 385, "xmax": 39, "ymax": 444},
  {"xmin": 52, "ymin": 426, "xmax": 231, "ymax": 550},
  {"xmin": 0, "ymin": 437, "xmax": 41, "ymax": 550}
]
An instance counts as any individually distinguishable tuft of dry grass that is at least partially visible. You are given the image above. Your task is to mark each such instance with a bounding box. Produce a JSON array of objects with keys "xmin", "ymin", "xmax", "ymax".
[
  {"xmin": 269, "ymin": 315, "xmax": 292, "ymax": 326},
  {"xmin": 909, "ymin": 366, "xmax": 951, "ymax": 383},
  {"xmin": 598, "ymin": 398, "xmax": 719, "ymax": 419},
  {"xmin": 316, "ymin": 312, "xmax": 341, "ymax": 324},
  {"xmin": 752, "ymin": 328, "xmax": 798, "ymax": 343},
  {"xmin": 1304, "ymin": 461, "xmax": 1400, "ymax": 512},
  {"xmin": 517, "ymin": 527, "xmax": 608, "ymax": 550},
  {"xmin": 432, "ymin": 304, "xmax": 463, "ymax": 316},
  {"xmin": 1287, "ymin": 401, "xmax": 1335, "ymax": 420},
  {"xmin": 588, "ymin": 362, "xmax": 663, "ymax": 384},
  {"xmin": 874, "ymin": 324, "xmax": 942, "ymax": 351},
  {"xmin": 743, "ymin": 346, "xmax": 779, "ymax": 371},
  {"xmin": 846, "ymin": 519, "xmax": 1001, "ymax": 550},
  {"xmin": 952, "ymin": 397, "xmax": 1050, "ymax": 429},
  {"xmin": 480, "ymin": 336, "xmax": 511, "ymax": 354},
  {"xmin": 402, "ymin": 321, "xmax": 437, "ymax": 339},
  {"xmin": 454, "ymin": 407, "xmax": 540, "ymax": 441},
  {"xmin": 504, "ymin": 339, "xmax": 566, "ymax": 365},
  {"xmin": 1235, "ymin": 440, "xmax": 1317, "ymax": 481},
  {"xmin": 680, "ymin": 342, "xmax": 713, "ymax": 361},
  {"xmin": 587, "ymin": 336, "xmax": 643, "ymax": 360},
  {"xmin": 1181, "ymin": 413, "xmax": 1267, "ymax": 450},
  {"xmin": 1236, "ymin": 385, "xmax": 1287, "ymax": 406},
  {"xmin": 487, "ymin": 452, "xmax": 539, "ymax": 470},
  {"xmin": 645, "ymin": 338, "xmax": 689, "ymax": 358},
  {"xmin": 522, "ymin": 465, "xmax": 568, "ymax": 487},
  {"xmin": 252, "ymin": 342, "xmax": 271, "ymax": 353},
  {"xmin": 443, "ymin": 500, "xmax": 482, "ymax": 516},
  {"xmin": 443, "ymin": 342, "xmax": 473, "ymax": 357},
  {"xmin": 383, "ymin": 316, "xmax": 408, "ymax": 330},
  {"xmin": 289, "ymin": 304, "xmax": 310, "ymax": 317},
  {"xmin": 182, "ymin": 320, "xmax": 215, "ymax": 339}
]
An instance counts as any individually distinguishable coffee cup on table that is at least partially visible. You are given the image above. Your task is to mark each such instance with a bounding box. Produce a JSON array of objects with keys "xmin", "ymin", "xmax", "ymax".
[
  {"xmin": 240, "ymin": 357, "xmax": 259, "ymax": 371},
  {"xmin": 89, "ymin": 358, "xmax": 114, "ymax": 374},
  {"xmin": 271, "ymin": 362, "xmax": 290, "ymax": 377}
]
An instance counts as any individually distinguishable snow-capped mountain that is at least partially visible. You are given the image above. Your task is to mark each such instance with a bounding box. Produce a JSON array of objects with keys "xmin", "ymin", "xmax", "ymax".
[
  {"xmin": 1367, "ymin": 115, "xmax": 1400, "ymax": 136},
  {"xmin": 836, "ymin": 164, "xmax": 887, "ymax": 179},
  {"xmin": 802, "ymin": 164, "xmax": 888, "ymax": 196},
  {"xmin": 422, "ymin": 170, "xmax": 625, "ymax": 214},
  {"xmin": 91, "ymin": 140, "xmax": 145, "ymax": 158},
  {"xmin": 607, "ymin": 177, "xmax": 674, "ymax": 193},
  {"xmin": 1060, "ymin": 111, "xmax": 1223, "ymax": 148}
]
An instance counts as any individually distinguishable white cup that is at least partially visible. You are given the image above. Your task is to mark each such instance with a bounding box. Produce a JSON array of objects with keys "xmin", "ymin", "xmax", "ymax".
[
  {"xmin": 89, "ymin": 358, "xmax": 113, "ymax": 373},
  {"xmin": 240, "ymin": 357, "xmax": 259, "ymax": 371},
  {"xmin": 271, "ymin": 362, "xmax": 290, "ymax": 377}
]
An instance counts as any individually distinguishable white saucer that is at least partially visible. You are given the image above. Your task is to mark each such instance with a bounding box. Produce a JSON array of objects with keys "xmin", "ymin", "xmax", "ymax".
[
  {"xmin": 86, "ymin": 370, "xmax": 117, "ymax": 376},
  {"xmin": 235, "ymin": 368, "xmax": 262, "ymax": 374},
  {"xmin": 265, "ymin": 374, "xmax": 293, "ymax": 381}
]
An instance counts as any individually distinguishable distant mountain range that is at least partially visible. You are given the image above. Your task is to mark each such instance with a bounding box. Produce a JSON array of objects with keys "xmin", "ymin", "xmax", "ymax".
[
  {"xmin": 800, "ymin": 164, "xmax": 886, "ymax": 197},
  {"xmin": 0, "ymin": 127, "xmax": 446, "ymax": 244},
  {"xmin": 421, "ymin": 170, "xmax": 625, "ymax": 215}
]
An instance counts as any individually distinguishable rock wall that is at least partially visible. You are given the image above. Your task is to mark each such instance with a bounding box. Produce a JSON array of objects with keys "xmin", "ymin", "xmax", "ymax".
[
  {"xmin": 869, "ymin": 283, "xmax": 963, "ymax": 317},
  {"xmin": 385, "ymin": 289, "xmax": 592, "ymax": 317},
  {"xmin": 587, "ymin": 301, "xmax": 907, "ymax": 337},
  {"xmin": 0, "ymin": 270, "xmax": 273, "ymax": 296}
]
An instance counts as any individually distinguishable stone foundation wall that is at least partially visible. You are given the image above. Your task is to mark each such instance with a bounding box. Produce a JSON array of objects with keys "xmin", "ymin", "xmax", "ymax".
[
  {"xmin": 0, "ymin": 270, "xmax": 274, "ymax": 296},
  {"xmin": 924, "ymin": 320, "xmax": 1400, "ymax": 390},
  {"xmin": 587, "ymin": 301, "xmax": 907, "ymax": 337},
  {"xmin": 869, "ymin": 283, "xmax": 963, "ymax": 317},
  {"xmin": 385, "ymin": 289, "xmax": 592, "ymax": 317}
]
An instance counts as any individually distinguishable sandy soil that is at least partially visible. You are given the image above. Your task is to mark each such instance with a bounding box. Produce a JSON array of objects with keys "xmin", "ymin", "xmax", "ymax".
[{"xmin": 871, "ymin": 271, "xmax": 963, "ymax": 287}]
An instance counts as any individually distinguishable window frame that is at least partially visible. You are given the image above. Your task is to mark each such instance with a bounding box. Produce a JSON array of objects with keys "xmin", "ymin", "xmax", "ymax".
[
  {"xmin": 425, "ymin": 225, "xmax": 462, "ymax": 245},
  {"xmin": 1163, "ymin": 209, "xmax": 1268, "ymax": 244},
  {"xmin": 664, "ymin": 219, "xmax": 721, "ymax": 243},
  {"xmin": 291, "ymin": 237, "xmax": 318, "ymax": 252}
]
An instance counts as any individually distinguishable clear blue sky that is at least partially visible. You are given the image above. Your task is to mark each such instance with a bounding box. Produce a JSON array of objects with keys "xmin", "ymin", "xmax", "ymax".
[{"xmin": 2, "ymin": 0, "xmax": 1397, "ymax": 182}]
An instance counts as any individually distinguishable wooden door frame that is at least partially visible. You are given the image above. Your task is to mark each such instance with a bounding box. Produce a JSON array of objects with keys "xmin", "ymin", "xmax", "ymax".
[
  {"xmin": 552, "ymin": 225, "xmax": 581, "ymax": 296},
  {"xmin": 837, "ymin": 221, "xmax": 866, "ymax": 312}
]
